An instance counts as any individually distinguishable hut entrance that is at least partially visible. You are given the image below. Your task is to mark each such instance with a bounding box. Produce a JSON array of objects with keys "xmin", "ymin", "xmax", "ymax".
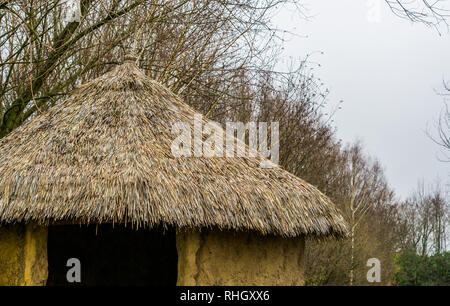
[{"xmin": 46, "ymin": 224, "xmax": 177, "ymax": 286}]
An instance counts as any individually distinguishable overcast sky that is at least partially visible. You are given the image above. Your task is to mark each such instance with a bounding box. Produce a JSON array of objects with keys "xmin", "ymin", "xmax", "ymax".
[{"xmin": 272, "ymin": 0, "xmax": 450, "ymax": 200}]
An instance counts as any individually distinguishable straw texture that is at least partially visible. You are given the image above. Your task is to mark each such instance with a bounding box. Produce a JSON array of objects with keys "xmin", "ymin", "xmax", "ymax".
[{"xmin": 0, "ymin": 60, "xmax": 347, "ymax": 237}]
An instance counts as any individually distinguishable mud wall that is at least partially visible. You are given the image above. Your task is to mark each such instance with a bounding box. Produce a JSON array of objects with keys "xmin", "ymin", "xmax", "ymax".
[
  {"xmin": 176, "ymin": 230, "xmax": 305, "ymax": 286},
  {"xmin": 0, "ymin": 223, "xmax": 48, "ymax": 286}
]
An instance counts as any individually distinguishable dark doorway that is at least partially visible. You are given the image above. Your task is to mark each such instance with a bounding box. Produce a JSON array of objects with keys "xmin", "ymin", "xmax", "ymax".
[{"xmin": 47, "ymin": 224, "xmax": 177, "ymax": 286}]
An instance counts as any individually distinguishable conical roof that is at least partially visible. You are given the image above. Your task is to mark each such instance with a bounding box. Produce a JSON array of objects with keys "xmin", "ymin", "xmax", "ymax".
[{"xmin": 0, "ymin": 58, "xmax": 347, "ymax": 237}]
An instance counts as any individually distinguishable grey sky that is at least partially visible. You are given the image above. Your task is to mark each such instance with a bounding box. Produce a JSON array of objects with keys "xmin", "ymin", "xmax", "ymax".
[{"xmin": 272, "ymin": 0, "xmax": 450, "ymax": 200}]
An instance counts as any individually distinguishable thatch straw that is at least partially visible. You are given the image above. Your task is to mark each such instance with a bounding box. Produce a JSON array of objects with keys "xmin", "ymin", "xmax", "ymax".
[{"xmin": 0, "ymin": 58, "xmax": 348, "ymax": 237}]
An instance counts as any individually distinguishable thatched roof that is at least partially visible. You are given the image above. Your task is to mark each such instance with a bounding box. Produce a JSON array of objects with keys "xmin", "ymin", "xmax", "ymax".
[{"xmin": 0, "ymin": 56, "xmax": 347, "ymax": 237}]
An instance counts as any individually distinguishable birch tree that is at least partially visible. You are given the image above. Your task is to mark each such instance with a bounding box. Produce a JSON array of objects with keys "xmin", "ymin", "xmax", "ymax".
[{"xmin": 342, "ymin": 143, "xmax": 392, "ymax": 285}]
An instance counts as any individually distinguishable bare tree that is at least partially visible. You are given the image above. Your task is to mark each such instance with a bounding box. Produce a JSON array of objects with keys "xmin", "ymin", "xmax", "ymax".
[
  {"xmin": 339, "ymin": 143, "xmax": 394, "ymax": 285},
  {"xmin": 432, "ymin": 96, "xmax": 450, "ymax": 161},
  {"xmin": 385, "ymin": 0, "xmax": 450, "ymax": 29},
  {"xmin": 425, "ymin": 79, "xmax": 450, "ymax": 161},
  {"xmin": 0, "ymin": 0, "xmax": 294, "ymax": 138},
  {"xmin": 396, "ymin": 181, "xmax": 449, "ymax": 256},
  {"xmin": 303, "ymin": 141, "xmax": 395, "ymax": 286}
]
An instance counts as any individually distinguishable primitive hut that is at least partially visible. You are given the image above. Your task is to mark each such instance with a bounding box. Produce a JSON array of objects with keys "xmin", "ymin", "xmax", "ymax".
[{"xmin": 0, "ymin": 55, "xmax": 347, "ymax": 286}]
